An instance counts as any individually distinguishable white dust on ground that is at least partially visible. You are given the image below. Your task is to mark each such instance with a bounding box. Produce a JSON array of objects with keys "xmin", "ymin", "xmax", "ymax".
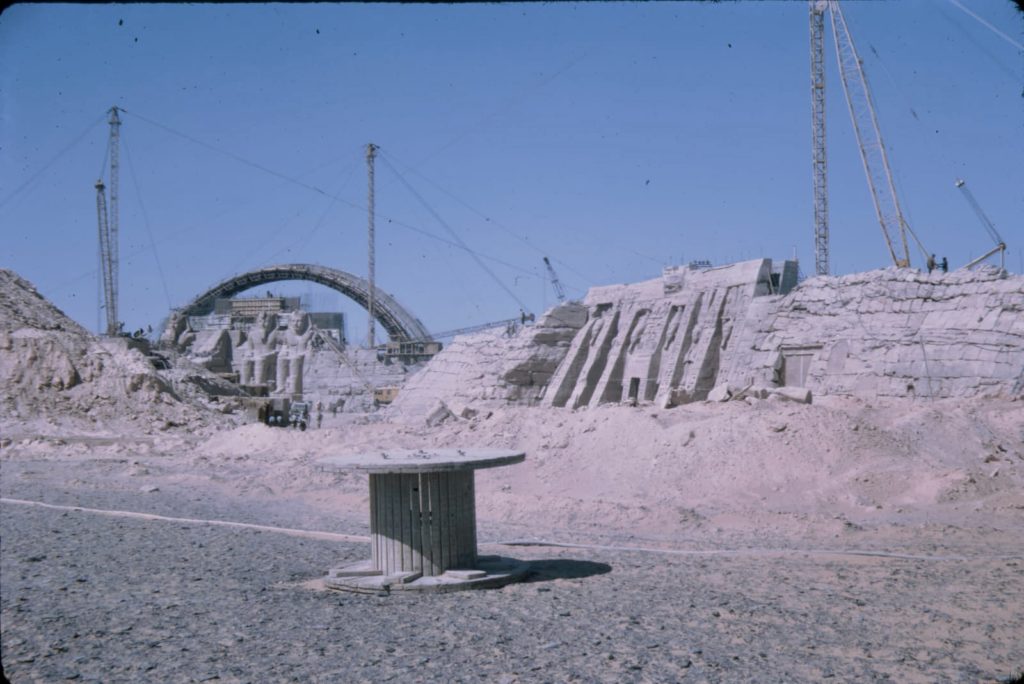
[{"xmin": 149, "ymin": 397, "xmax": 1021, "ymax": 551}]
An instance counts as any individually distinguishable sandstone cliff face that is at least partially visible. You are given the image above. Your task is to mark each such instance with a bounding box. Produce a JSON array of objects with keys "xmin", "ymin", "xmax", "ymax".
[
  {"xmin": 734, "ymin": 266, "xmax": 1024, "ymax": 399},
  {"xmin": 0, "ymin": 269, "xmax": 231, "ymax": 432},
  {"xmin": 390, "ymin": 260, "xmax": 1024, "ymax": 417},
  {"xmin": 544, "ymin": 260, "xmax": 773, "ymax": 408},
  {"xmin": 389, "ymin": 302, "xmax": 588, "ymax": 416}
]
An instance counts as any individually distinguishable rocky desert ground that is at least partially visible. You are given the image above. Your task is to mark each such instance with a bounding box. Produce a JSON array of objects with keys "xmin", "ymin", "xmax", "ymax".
[{"xmin": 2, "ymin": 268, "xmax": 1022, "ymax": 683}]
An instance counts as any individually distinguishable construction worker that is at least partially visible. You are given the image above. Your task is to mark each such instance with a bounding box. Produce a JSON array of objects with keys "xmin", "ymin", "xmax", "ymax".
[
  {"xmin": 927, "ymin": 254, "xmax": 936, "ymax": 273},
  {"xmin": 941, "ymin": 257, "xmax": 948, "ymax": 273}
]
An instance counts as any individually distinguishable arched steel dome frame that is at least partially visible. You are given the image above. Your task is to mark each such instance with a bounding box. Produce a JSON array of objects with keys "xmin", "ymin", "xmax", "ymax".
[{"xmin": 178, "ymin": 263, "xmax": 431, "ymax": 342}]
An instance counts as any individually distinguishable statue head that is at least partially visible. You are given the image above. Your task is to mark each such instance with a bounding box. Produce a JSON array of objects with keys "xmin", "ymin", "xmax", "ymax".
[
  {"xmin": 257, "ymin": 311, "xmax": 278, "ymax": 341},
  {"xmin": 290, "ymin": 312, "xmax": 310, "ymax": 335}
]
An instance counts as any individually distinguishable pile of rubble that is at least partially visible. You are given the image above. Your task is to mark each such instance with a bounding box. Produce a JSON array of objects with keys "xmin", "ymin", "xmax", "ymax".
[{"xmin": 0, "ymin": 270, "xmax": 233, "ymax": 436}]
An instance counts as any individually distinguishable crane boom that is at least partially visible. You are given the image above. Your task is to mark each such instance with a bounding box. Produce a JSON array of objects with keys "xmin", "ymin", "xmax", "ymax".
[
  {"xmin": 828, "ymin": 0, "xmax": 914, "ymax": 268},
  {"xmin": 956, "ymin": 178, "xmax": 1006, "ymax": 270},
  {"xmin": 94, "ymin": 179, "xmax": 117, "ymax": 335},
  {"xmin": 543, "ymin": 257, "xmax": 567, "ymax": 302}
]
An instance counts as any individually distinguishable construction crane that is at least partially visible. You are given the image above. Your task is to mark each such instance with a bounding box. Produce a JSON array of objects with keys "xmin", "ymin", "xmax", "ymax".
[
  {"xmin": 956, "ymin": 179, "xmax": 1007, "ymax": 270},
  {"xmin": 543, "ymin": 257, "xmax": 567, "ymax": 302},
  {"xmin": 94, "ymin": 106, "xmax": 121, "ymax": 336},
  {"xmin": 810, "ymin": 1, "xmax": 929, "ymax": 271},
  {"xmin": 94, "ymin": 179, "xmax": 116, "ymax": 335}
]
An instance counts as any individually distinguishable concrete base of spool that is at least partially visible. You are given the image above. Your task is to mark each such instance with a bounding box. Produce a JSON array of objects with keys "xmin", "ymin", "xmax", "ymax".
[{"xmin": 325, "ymin": 555, "xmax": 529, "ymax": 594}]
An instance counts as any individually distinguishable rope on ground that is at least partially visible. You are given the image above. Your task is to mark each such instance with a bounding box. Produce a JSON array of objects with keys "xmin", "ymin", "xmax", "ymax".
[
  {"xmin": 4, "ymin": 497, "xmax": 1020, "ymax": 564},
  {"xmin": 481, "ymin": 538, "xmax": 1024, "ymax": 563},
  {"xmin": 0, "ymin": 497, "xmax": 368, "ymax": 544}
]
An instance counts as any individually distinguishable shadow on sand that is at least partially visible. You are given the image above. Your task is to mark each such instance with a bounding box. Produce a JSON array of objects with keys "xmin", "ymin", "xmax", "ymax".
[{"xmin": 521, "ymin": 558, "xmax": 612, "ymax": 583}]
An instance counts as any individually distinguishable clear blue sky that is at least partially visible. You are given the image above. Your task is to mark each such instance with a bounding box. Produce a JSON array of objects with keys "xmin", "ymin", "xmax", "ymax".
[{"xmin": 2, "ymin": 2, "xmax": 1021, "ymax": 341}]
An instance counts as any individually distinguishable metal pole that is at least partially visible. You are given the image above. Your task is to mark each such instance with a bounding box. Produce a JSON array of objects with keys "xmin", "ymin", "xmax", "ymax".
[{"xmin": 366, "ymin": 143, "xmax": 378, "ymax": 348}]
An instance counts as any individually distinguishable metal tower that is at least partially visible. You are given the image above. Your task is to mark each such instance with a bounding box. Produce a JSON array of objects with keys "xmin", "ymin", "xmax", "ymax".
[
  {"xmin": 94, "ymin": 106, "xmax": 121, "ymax": 336},
  {"xmin": 366, "ymin": 143, "xmax": 378, "ymax": 348},
  {"xmin": 810, "ymin": 1, "xmax": 829, "ymax": 276},
  {"xmin": 108, "ymin": 107, "xmax": 121, "ymax": 316}
]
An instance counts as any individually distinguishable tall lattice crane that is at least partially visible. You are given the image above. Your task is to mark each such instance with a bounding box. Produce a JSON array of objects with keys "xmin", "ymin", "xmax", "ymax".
[
  {"xmin": 809, "ymin": 2, "xmax": 829, "ymax": 275},
  {"xmin": 94, "ymin": 106, "xmax": 121, "ymax": 336},
  {"xmin": 810, "ymin": 1, "xmax": 928, "ymax": 271}
]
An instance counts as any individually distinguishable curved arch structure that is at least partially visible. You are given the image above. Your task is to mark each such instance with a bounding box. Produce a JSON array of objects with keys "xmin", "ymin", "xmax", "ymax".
[{"xmin": 176, "ymin": 263, "xmax": 431, "ymax": 342}]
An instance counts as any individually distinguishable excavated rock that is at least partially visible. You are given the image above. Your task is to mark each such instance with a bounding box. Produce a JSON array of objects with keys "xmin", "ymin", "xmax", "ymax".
[
  {"xmin": 389, "ymin": 302, "xmax": 587, "ymax": 419},
  {"xmin": 391, "ymin": 260, "xmax": 1024, "ymax": 416},
  {"xmin": 0, "ymin": 269, "xmax": 229, "ymax": 435},
  {"xmin": 736, "ymin": 265, "xmax": 1024, "ymax": 399}
]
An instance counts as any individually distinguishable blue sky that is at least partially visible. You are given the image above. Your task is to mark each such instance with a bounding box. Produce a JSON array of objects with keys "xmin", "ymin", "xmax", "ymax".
[{"xmin": 1, "ymin": 2, "xmax": 1021, "ymax": 341}]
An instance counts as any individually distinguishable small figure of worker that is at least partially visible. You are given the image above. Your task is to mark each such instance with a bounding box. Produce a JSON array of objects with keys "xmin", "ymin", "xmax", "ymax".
[
  {"xmin": 927, "ymin": 254, "xmax": 936, "ymax": 273},
  {"xmin": 317, "ymin": 410, "xmax": 323, "ymax": 429},
  {"xmin": 941, "ymin": 257, "xmax": 948, "ymax": 273}
]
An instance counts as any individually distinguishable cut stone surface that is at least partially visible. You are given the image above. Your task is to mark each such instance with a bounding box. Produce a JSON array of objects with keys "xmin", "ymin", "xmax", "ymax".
[{"xmin": 391, "ymin": 261, "xmax": 1024, "ymax": 419}]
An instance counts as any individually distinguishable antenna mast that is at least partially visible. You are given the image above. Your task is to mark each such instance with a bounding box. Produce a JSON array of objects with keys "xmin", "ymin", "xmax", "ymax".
[{"xmin": 366, "ymin": 143, "xmax": 378, "ymax": 348}]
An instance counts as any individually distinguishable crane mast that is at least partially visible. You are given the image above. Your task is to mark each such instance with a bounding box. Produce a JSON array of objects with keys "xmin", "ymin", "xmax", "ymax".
[
  {"xmin": 366, "ymin": 143, "xmax": 378, "ymax": 348},
  {"xmin": 94, "ymin": 106, "xmax": 121, "ymax": 336},
  {"xmin": 809, "ymin": 1, "xmax": 829, "ymax": 276},
  {"xmin": 108, "ymin": 107, "xmax": 121, "ymax": 317},
  {"xmin": 827, "ymin": 0, "xmax": 913, "ymax": 268}
]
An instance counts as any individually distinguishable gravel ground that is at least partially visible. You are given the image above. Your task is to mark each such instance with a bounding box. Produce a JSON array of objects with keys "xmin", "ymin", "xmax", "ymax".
[{"xmin": 3, "ymin": 488, "xmax": 1022, "ymax": 683}]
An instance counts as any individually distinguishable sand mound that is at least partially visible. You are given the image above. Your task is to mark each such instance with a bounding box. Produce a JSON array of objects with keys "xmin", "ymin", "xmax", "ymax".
[
  {"xmin": 162, "ymin": 393, "xmax": 1023, "ymax": 549},
  {"xmin": 0, "ymin": 269, "xmax": 230, "ymax": 437}
]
